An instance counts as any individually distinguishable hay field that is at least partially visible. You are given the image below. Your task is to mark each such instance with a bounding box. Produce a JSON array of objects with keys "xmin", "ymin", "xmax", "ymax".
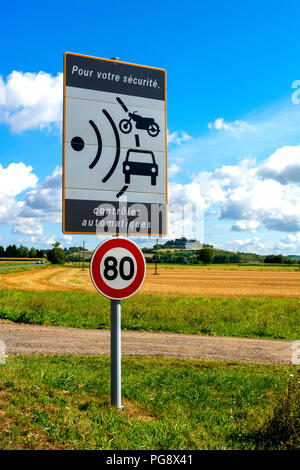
[{"xmin": 1, "ymin": 264, "xmax": 299, "ymax": 297}]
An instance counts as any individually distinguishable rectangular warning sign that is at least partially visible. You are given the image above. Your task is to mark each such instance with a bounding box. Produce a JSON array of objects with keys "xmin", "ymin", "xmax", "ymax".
[{"xmin": 63, "ymin": 52, "xmax": 167, "ymax": 236}]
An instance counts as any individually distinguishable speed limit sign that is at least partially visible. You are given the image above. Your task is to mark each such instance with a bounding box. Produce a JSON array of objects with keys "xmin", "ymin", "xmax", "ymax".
[
  {"xmin": 90, "ymin": 238, "xmax": 146, "ymax": 300},
  {"xmin": 90, "ymin": 237, "xmax": 146, "ymax": 409}
]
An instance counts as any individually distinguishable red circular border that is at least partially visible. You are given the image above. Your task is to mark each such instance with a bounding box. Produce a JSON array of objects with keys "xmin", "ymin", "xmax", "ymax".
[{"xmin": 90, "ymin": 238, "xmax": 146, "ymax": 300}]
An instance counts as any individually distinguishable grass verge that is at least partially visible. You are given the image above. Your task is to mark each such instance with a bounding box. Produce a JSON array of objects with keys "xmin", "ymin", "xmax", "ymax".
[
  {"xmin": 0, "ymin": 289, "xmax": 299, "ymax": 340},
  {"xmin": 0, "ymin": 265, "xmax": 47, "ymax": 275},
  {"xmin": 0, "ymin": 356, "xmax": 298, "ymax": 450}
]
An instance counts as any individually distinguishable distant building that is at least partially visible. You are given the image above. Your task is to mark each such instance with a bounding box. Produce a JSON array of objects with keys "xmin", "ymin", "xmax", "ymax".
[{"xmin": 184, "ymin": 240, "xmax": 203, "ymax": 250}]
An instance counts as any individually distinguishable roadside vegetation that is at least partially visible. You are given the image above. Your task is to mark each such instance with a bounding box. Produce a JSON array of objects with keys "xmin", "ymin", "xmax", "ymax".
[
  {"xmin": 0, "ymin": 265, "xmax": 48, "ymax": 275},
  {"xmin": 143, "ymin": 238, "xmax": 300, "ymax": 266},
  {"xmin": 0, "ymin": 356, "xmax": 298, "ymax": 450},
  {"xmin": 0, "ymin": 261, "xmax": 39, "ymax": 267},
  {"xmin": 46, "ymin": 243, "xmax": 68, "ymax": 265},
  {"xmin": 0, "ymin": 289, "xmax": 298, "ymax": 340}
]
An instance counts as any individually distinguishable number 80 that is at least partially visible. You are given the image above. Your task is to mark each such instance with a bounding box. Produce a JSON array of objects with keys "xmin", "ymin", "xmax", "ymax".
[{"xmin": 103, "ymin": 256, "xmax": 135, "ymax": 281}]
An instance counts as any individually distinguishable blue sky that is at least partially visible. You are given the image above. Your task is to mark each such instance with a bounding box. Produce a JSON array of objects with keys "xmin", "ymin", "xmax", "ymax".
[{"xmin": 1, "ymin": 0, "xmax": 300, "ymax": 254}]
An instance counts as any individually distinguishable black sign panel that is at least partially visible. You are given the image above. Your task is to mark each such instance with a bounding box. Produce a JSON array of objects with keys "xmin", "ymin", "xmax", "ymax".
[
  {"xmin": 65, "ymin": 53, "xmax": 165, "ymax": 101},
  {"xmin": 64, "ymin": 199, "xmax": 166, "ymax": 236}
]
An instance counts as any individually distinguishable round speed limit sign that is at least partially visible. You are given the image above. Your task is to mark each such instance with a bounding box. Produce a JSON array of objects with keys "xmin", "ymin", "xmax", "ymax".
[{"xmin": 90, "ymin": 238, "xmax": 146, "ymax": 300}]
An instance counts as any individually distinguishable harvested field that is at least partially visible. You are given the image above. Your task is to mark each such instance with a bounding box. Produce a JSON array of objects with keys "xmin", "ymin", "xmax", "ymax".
[{"xmin": 1, "ymin": 265, "xmax": 299, "ymax": 297}]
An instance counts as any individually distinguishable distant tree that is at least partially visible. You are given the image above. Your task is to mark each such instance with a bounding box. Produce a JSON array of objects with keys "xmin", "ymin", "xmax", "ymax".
[
  {"xmin": 36, "ymin": 249, "xmax": 44, "ymax": 258},
  {"xmin": 0, "ymin": 246, "xmax": 4, "ymax": 257},
  {"xmin": 29, "ymin": 247, "xmax": 37, "ymax": 258},
  {"xmin": 213, "ymin": 254, "xmax": 229, "ymax": 264},
  {"xmin": 175, "ymin": 254, "xmax": 188, "ymax": 264},
  {"xmin": 264, "ymin": 255, "xmax": 283, "ymax": 264},
  {"xmin": 174, "ymin": 237, "xmax": 187, "ymax": 246},
  {"xmin": 229, "ymin": 254, "xmax": 241, "ymax": 263},
  {"xmin": 52, "ymin": 242, "xmax": 61, "ymax": 248},
  {"xmin": 197, "ymin": 248, "xmax": 215, "ymax": 265},
  {"xmin": 18, "ymin": 245, "xmax": 29, "ymax": 258},
  {"xmin": 5, "ymin": 244, "xmax": 18, "ymax": 257},
  {"xmin": 66, "ymin": 246, "xmax": 82, "ymax": 254},
  {"xmin": 47, "ymin": 247, "xmax": 68, "ymax": 265}
]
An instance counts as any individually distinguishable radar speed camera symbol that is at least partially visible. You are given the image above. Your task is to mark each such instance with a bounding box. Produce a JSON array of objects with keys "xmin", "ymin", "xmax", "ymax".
[{"xmin": 90, "ymin": 238, "xmax": 146, "ymax": 300}]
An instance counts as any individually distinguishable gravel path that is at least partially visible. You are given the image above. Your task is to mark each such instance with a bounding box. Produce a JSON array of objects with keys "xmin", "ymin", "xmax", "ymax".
[{"xmin": 0, "ymin": 321, "xmax": 294, "ymax": 364}]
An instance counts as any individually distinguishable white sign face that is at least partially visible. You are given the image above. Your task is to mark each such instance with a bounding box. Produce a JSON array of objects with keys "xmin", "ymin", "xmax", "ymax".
[
  {"xmin": 63, "ymin": 53, "xmax": 167, "ymax": 236},
  {"xmin": 90, "ymin": 238, "xmax": 146, "ymax": 300},
  {"xmin": 99, "ymin": 247, "xmax": 138, "ymax": 291}
]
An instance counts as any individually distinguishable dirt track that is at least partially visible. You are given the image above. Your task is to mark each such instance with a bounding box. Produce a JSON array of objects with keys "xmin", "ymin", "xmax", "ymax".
[
  {"xmin": 0, "ymin": 321, "xmax": 294, "ymax": 364},
  {"xmin": 1, "ymin": 265, "xmax": 299, "ymax": 297}
]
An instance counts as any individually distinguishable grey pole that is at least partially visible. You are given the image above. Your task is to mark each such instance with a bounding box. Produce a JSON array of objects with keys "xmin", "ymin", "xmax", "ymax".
[
  {"xmin": 82, "ymin": 240, "xmax": 85, "ymax": 271},
  {"xmin": 110, "ymin": 299, "xmax": 124, "ymax": 410}
]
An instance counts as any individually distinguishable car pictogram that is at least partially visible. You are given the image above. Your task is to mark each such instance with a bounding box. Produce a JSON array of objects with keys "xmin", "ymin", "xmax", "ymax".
[{"xmin": 123, "ymin": 149, "xmax": 158, "ymax": 186}]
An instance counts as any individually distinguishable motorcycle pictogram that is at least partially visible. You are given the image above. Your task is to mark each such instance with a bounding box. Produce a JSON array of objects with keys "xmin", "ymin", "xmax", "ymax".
[{"xmin": 117, "ymin": 97, "xmax": 160, "ymax": 137}]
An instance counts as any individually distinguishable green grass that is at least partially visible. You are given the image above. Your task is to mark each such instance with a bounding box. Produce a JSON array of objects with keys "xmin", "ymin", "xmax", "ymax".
[
  {"xmin": 66, "ymin": 261, "xmax": 91, "ymax": 268},
  {"xmin": 0, "ymin": 289, "xmax": 299, "ymax": 340},
  {"xmin": 0, "ymin": 265, "xmax": 47, "ymax": 275},
  {"xmin": 0, "ymin": 261, "xmax": 37, "ymax": 267},
  {"xmin": 0, "ymin": 356, "xmax": 298, "ymax": 450}
]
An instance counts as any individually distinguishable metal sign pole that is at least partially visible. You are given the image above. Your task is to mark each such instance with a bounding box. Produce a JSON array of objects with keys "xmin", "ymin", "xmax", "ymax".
[
  {"xmin": 82, "ymin": 240, "xmax": 85, "ymax": 271},
  {"xmin": 110, "ymin": 299, "xmax": 124, "ymax": 410},
  {"xmin": 155, "ymin": 237, "xmax": 158, "ymax": 275}
]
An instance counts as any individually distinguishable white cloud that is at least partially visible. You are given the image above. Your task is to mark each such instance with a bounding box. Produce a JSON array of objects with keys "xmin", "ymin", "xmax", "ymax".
[
  {"xmin": 0, "ymin": 162, "xmax": 38, "ymax": 197},
  {"xmin": 12, "ymin": 222, "xmax": 44, "ymax": 236},
  {"xmin": 231, "ymin": 220, "xmax": 260, "ymax": 232},
  {"xmin": 167, "ymin": 130, "xmax": 192, "ymax": 146},
  {"xmin": 257, "ymin": 145, "xmax": 300, "ymax": 184},
  {"xmin": 208, "ymin": 118, "xmax": 255, "ymax": 134},
  {"xmin": 15, "ymin": 227, "xmax": 73, "ymax": 248},
  {"xmin": 0, "ymin": 76, "xmax": 5, "ymax": 105},
  {"xmin": 0, "ymin": 163, "xmax": 38, "ymax": 226},
  {"xmin": 167, "ymin": 182, "xmax": 205, "ymax": 240},
  {"xmin": 62, "ymin": 235, "xmax": 73, "ymax": 245},
  {"xmin": 168, "ymin": 145, "xmax": 300, "ymax": 237},
  {"xmin": 16, "ymin": 231, "xmax": 56, "ymax": 247},
  {"xmin": 224, "ymin": 233, "xmax": 300, "ymax": 256},
  {"xmin": 168, "ymin": 163, "xmax": 180, "ymax": 178},
  {"xmin": 276, "ymin": 233, "xmax": 300, "ymax": 251},
  {"xmin": 0, "ymin": 71, "xmax": 63, "ymax": 132},
  {"xmin": 19, "ymin": 166, "xmax": 62, "ymax": 222},
  {"xmin": 226, "ymin": 237, "xmax": 275, "ymax": 255},
  {"xmin": 0, "ymin": 164, "xmax": 63, "ymax": 249},
  {"xmin": 169, "ymin": 181, "xmax": 206, "ymax": 208}
]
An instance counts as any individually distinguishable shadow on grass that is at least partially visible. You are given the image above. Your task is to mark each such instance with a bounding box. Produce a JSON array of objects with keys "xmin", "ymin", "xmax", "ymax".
[{"xmin": 229, "ymin": 372, "xmax": 300, "ymax": 449}]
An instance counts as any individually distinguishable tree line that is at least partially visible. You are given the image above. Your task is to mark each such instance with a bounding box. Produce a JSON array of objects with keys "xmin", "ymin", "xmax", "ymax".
[
  {"xmin": 1, "ymin": 242, "xmax": 298, "ymax": 266},
  {"xmin": 145, "ymin": 246, "xmax": 299, "ymax": 265},
  {"xmin": 0, "ymin": 244, "xmax": 45, "ymax": 258},
  {"xmin": 0, "ymin": 243, "xmax": 85, "ymax": 265}
]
